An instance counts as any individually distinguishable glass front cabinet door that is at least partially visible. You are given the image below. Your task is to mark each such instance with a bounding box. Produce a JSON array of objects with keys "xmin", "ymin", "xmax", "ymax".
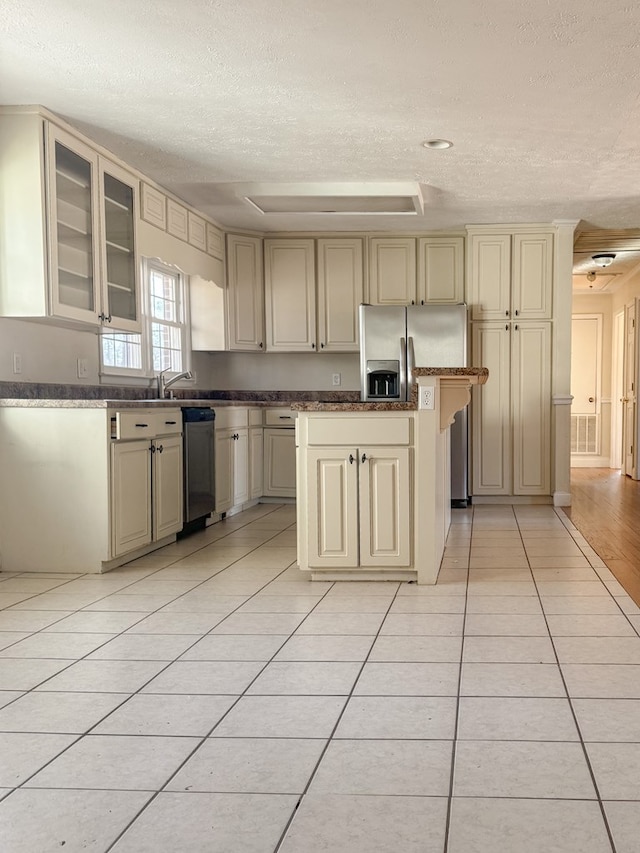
[
  {"xmin": 46, "ymin": 124, "xmax": 140, "ymax": 331},
  {"xmin": 47, "ymin": 126, "xmax": 101, "ymax": 324},
  {"xmin": 99, "ymin": 160, "xmax": 140, "ymax": 332}
]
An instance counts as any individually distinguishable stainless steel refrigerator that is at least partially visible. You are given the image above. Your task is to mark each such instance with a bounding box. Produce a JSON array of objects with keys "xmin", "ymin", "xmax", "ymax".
[{"xmin": 359, "ymin": 303, "xmax": 469, "ymax": 505}]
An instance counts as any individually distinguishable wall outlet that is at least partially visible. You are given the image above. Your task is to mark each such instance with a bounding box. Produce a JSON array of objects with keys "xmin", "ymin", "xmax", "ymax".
[
  {"xmin": 419, "ymin": 386, "xmax": 435, "ymax": 410},
  {"xmin": 332, "ymin": 373, "xmax": 341, "ymax": 386},
  {"xmin": 12, "ymin": 352, "xmax": 22, "ymax": 374},
  {"xmin": 77, "ymin": 358, "xmax": 89, "ymax": 379}
]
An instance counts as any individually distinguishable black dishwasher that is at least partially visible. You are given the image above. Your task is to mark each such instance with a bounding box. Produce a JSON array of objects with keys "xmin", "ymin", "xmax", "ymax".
[{"xmin": 182, "ymin": 407, "xmax": 216, "ymax": 525}]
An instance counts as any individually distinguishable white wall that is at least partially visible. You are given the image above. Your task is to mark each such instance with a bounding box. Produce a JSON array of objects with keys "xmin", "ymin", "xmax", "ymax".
[
  {"xmin": 205, "ymin": 351, "xmax": 360, "ymax": 391},
  {"xmin": 0, "ymin": 317, "xmax": 100, "ymax": 384}
]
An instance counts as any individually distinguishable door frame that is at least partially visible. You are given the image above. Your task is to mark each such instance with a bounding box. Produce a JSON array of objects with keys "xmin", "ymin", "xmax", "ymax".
[{"xmin": 611, "ymin": 308, "xmax": 625, "ymax": 469}]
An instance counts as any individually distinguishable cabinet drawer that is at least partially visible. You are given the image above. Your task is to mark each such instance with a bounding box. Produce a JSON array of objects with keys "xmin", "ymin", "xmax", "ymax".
[
  {"xmin": 264, "ymin": 408, "xmax": 297, "ymax": 427},
  {"xmin": 114, "ymin": 409, "xmax": 182, "ymax": 440},
  {"xmin": 306, "ymin": 416, "xmax": 412, "ymax": 446},
  {"xmin": 214, "ymin": 407, "xmax": 248, "ymax": 430}
]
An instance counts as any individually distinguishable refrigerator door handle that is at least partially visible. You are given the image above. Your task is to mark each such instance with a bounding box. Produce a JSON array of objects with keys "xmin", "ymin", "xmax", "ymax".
[
  {"xmin": 399, "ymin": 337, "xmax": 407, "ymax": 399},
  {"xmin": 407, "ymin": 336, "xmax": 415, "ymax": 389}
]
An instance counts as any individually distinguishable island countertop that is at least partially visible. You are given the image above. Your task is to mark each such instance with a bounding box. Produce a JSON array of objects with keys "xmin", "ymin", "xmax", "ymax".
[{"xmin": 292, "ymin": 367, "xmax": 489, "ymax": 412}]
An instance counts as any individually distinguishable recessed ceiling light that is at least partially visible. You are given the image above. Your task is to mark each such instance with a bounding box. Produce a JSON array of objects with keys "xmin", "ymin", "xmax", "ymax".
[{"xmin": 422, "ymin": 139, "xmax": 453, "ymax": 149}]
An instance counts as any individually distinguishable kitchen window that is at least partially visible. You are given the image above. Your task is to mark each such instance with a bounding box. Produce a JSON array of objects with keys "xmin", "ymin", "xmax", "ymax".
[{"xmin": 101, "ymin": 258, "xmax": 190, "ymax": 378}]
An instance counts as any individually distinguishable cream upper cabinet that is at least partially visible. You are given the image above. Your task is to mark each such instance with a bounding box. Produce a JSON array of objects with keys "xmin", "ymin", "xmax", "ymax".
[
  {"xmin": 468, "ymin": 234, "xmax": 512, "ymax": 320},
  {"xmin": 316, "ymin": 238, "xmax": 364, "ymax": 352},
  {"xmin": 417, "ymin": 237, "xmax": 464, "ymax": 304},
  {"xmin": 265, "ymin": 238, "xmax": 316, "ymax": 351},
  {"xmin": 471, "ymin": 320, "xmax": 551, "ymax": 496},
  {"xmin": 166, "ymin": 198, "xmax": 189, "ymax": 241},
  {"xmin": 367, "ymin": 238, "xmax": 417, "ymax": 304},
  {"xmin": 99, "ymin": 158, "xmax": 140, "ymax": 332},
  {"xmin": 140, "ymin": 183, "xmax": 166, "ymax": 229},
  {"xmin": 512, "ymin": 233, "xmax": 553, "ymax": 319},
  {"xmin": 468, "ymin": 232, "xmax": 553, "ymax": 320},
  {"xmin": 226, "ymin": 234, "xmax": 264, "ymax": 351},
  {"xmin": 0, "ymin": 113, "xmax": 141, "ymax": 330}
]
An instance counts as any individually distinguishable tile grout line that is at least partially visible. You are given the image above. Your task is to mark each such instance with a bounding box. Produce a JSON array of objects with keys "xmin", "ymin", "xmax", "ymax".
[
  {"xmin": 442, "ymin": 507, "xmax": 473, "ymax": 853},
  {"xmin": 516, "ymin": 507, "xmax": 618, "ymax": 853}
]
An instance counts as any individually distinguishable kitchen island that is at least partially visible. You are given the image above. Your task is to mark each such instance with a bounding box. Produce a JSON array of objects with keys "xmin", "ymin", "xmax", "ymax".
[{"xmin": 293, "ymin": 368, "xmax": 488, "ymax": 585}]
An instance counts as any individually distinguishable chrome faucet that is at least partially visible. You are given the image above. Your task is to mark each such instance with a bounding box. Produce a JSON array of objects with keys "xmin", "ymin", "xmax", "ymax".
[{"xmin": 156, "ymin": 368, "xmax": 193, "ymax": 399}]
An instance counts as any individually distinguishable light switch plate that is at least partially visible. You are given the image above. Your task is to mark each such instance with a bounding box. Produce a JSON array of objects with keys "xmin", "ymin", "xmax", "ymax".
[{"xmin": 77, "ymin": 358, "xmax": 89, "ymax": 379}]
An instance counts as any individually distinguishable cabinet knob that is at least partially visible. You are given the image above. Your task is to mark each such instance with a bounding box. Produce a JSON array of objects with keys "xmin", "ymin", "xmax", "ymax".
[
  {"xmin": 505, "ymin": 324, "xmax": 509, "ymax": 331},
  {"xmin": 320, "ymin": 342, "xmax": 325, "ymax": 349},
  {"xmin": 514, "ymin": 310, "xmax": 519, "ymax": 316},
  {"xmin": 514, "ymin": 324, "xmax": 519, "ymax": 331},
  {"xmin": 506, "ymin": 310, "xmax": 509, "ymax": 317},
  {"xmin": 150, "ymin": 445, "xmax": 155, "ymax": 453},
  {"xmin": 589, "ymin": 397, "xmax": 595, "ymax": 403},
  {"xmin": 157, "ymin": 444, "xmax": 164, "ymax": 453},
  {"xmin": 361, "ymin": 453, "xmax": 368, "ymax": 463},
  {"xmin": 349, "ymin": 454, "xmax": 355, "ymax": 464},
  {"xmin": 311, "ymin": 342, "xmax": 316, "ymax": 349},
  {"xmin": 259, "ymin": 342, "xmax": 263, "ymax": 348}
]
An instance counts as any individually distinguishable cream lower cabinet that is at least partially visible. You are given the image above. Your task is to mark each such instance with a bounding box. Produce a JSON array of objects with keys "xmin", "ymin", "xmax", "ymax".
[
  {"xmin": 305, "ymin": 445, "xmax": 411, "ymax": 570},
  {"xmin": 263, "ymin": 428, "xmax": 297, "ymax": 498},
  {"xmin": 250, "ymin": 409, "xmax": 264, "ymax": 500},
  {"xmin": 110, "ymin": 418, "xmax": 183, "ymax": 558},
  {"xmin": 471, "ymin": 321, "xmax": 551, "ymax": 495},
  {"xmin": 215, "ymin": 407, "xmax": 251, "ymax": 513}
]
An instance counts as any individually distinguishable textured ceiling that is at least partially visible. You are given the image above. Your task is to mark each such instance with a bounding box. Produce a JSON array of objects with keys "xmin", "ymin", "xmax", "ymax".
[{"xmin": 3, "ymin": 0, "xmax": 640, "ymax": 253}]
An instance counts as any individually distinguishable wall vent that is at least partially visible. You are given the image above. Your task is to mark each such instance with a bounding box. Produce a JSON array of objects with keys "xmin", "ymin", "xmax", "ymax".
[{"xmin": 571, "ymin": 414, "xmax": 599, "ymax": 454}]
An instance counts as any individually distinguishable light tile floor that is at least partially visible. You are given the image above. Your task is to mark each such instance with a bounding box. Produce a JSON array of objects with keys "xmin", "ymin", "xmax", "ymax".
[{"xmin": 1, "ymin": 503, "xmax": 640, "ymax": 851}]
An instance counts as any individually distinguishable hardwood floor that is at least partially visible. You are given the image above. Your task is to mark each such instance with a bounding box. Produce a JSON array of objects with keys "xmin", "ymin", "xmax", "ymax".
[{"xmin": 563, "ymin": 467, "xmax": 640, "ymax": 605}]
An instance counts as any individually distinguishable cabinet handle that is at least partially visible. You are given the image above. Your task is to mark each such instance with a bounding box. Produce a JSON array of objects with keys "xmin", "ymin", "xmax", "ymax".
[
  {"xmin": 349, "ymin": 454, "xmax": 355, "ymax": 464},
  {"xmin": 320, "ymin": 342, "xmax": 325, "ymax": 349},
  {"xmin": 135, "ymin": 423, "xmax": 149, "ymax": 428},
  {"xmin": 514, "ymin": 310, "xmax": 519, "ymax": 316},
  {"xmin": 361, "ymin": 453, "xmax": 368, "ymax": 463},
  {"xmin": 150, "ymin": 445, "xmax": 155, "ymax": 453},
  {"xmin": 107, "ymin": 315, "xmax": 112, "ymax": 323},
  {"xmin": 411, "ymin": 300, "xmax": 415, "ymax": 305},
  {"xmin": 157, "ymin": 444, "xmax": 163, "ymax": 453},
  {"xmin": 421, "ymin": 300, "xmax": 425, "ymax": 305},
  {"xmin": 259, "ymin": 342, "xmax": 263, "ymax": 348},
  {"xmin": 165, "ymin": 420, "xmax": 177, "ymax": 425},
  {"xmin": 505, "ymin": 310, "xmax": 509, "ymax": 316},
  {"xmin": 505, "ymin": 324, "xmax": 509, "ymax": 331},
  {"xmin": 311, "ymin": 342, "xmax": 316, "ymax": 349},
  {"xmin": 515, "ymin": 324, "xmax": 519, "ymax": 331}
]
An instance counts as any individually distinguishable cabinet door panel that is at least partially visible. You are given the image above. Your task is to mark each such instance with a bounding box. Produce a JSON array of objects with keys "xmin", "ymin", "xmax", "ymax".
[
  {"xmin": 215, "ymin": 429, "xmax": 234, "ymax": 513},
  {"xmin": 265, "ymin": 239, "xmax": 316, "ymax": 351},
  {"xmin": 263, "ymin": 428, "xmax": 296, "ymax": 498},
  {"xmin": 417, "ymin": 237, "xmax": 464, "ymax": 303},
  {"xmin": 233, "ymin": 429, "xmax": 250, "ymax": 506},
  {"xmin": 469, "ymin": 235, "xmax": 511, "ymax": 320},
  {"xmin": 306, "ymin": 448, "xmax": 358, "ymax": 568},
  {"xmin": 359, "ymin": 447, "xmax": 411, "ymax": 567},
  {"xmin": 512, "ymin": 322, "xmax": 551, "ymax": 494},
  {"xmin": 111, "ymin": 440, "xmax": 151, "ymax": 556},
  {"xmin": 250, "ymin": 427, "xmax": 263, "ymax": 499},
  {"xmin": 47, "ymin": 125, "xmax": 101, "ymax": 325},
  {"xmin": 227, "ymin": 234, "xmax": 264, "ymax": 351},
  {"xmin": 100, "ymin": 159, "xmax": 140, "ymax": 332},
  {"xmin": 153, "ymin": 435, "xmax": 183, "ymax": 539},
  {"xmin": 368, "ymin": 238, "xmax": 416, "ymax": 304},
  {"xmin": 512, "ymin": 233, "xmax": 553, "ymax": 319},
  {"xmin": 317, "ymin": 238, "xmax": 363, "ymax": 352},
  {"xmin": 471, "ymin": 323, "xmax": 511, "ymax": 495}
]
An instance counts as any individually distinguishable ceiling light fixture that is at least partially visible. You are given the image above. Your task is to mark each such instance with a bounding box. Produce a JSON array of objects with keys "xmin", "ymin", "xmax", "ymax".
[
  {"xmin": 422, "ymin": 139, "xmax": 453, "ymax": 150},
  {"xmin": 591, "ymin": 253, "xmax": 616, "ymax": 267}
]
